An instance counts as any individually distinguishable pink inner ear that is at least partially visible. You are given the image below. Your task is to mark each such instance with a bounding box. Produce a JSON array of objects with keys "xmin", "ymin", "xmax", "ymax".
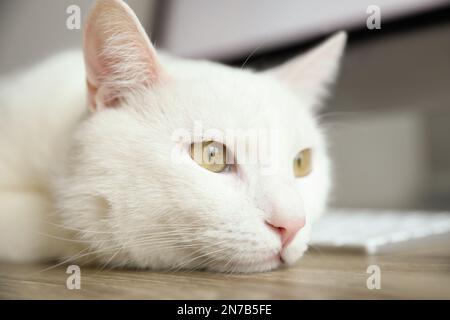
[{"xmin": 83, "ymin": 0, "xmax": 165, "ymax": 110}]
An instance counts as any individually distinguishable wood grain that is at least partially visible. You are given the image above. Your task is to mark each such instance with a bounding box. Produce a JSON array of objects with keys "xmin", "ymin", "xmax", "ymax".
[{"xmin": 1, "ymin": 243, "xmax": 449, "ymax": 299}]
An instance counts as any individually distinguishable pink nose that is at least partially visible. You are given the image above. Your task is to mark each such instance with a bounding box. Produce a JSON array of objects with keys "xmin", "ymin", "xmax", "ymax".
[{"xmin": 266, "ymin": 217, "xmax": 305, "ymax": 247}]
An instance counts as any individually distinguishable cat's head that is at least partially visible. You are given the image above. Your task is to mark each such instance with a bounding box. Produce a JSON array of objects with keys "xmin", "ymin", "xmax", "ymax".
[{"xmin": 57, "ymin": 0, "xmax": 346, "ymax": 272}]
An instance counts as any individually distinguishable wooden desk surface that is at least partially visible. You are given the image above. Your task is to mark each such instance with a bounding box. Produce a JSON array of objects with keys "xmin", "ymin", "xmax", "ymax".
[{"xmin": 1, "ymin": 243, "xmax": 449, "ymax": 299}]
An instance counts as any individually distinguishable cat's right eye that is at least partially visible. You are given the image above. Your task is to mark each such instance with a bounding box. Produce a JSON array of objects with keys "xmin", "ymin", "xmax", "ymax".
[
  {"xmin": 293, "ymin": 148, "xmax": 312, "ymax": 178},
  {"xmin": 190, "ymin": 141, "xmax": 229, "ymax": 173}
]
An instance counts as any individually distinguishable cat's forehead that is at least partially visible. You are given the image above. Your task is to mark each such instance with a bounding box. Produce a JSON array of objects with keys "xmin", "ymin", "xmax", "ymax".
[{"xmin": 153, "ymin": 62, "xmax": 314, "ymax": 131}]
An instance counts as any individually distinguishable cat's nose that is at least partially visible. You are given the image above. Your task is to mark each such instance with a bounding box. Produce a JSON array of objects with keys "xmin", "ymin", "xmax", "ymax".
[{"xmin": 265, "ymin": 216, "xmax": 305, "ymax": 247}]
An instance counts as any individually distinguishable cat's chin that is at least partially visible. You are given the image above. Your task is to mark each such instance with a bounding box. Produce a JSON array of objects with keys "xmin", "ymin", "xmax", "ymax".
[
  {"xmin": 280, "ymin": 243, "xmax": 308, "ymax": 266},
  {"xmin": 204, "ymin": 255, "xmax": 283, "ymax": 273}
]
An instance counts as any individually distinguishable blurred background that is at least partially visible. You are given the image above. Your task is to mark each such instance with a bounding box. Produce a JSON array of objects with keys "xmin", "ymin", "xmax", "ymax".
[{"xmin": 1, "ymin": 0, "xmax": 449, "ymax": 211}]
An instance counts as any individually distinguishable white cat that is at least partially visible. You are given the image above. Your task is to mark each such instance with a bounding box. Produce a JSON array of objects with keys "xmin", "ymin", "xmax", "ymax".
[{"xmin": 0, "ymin": 0, "xmax": 346, "ymax": 272}]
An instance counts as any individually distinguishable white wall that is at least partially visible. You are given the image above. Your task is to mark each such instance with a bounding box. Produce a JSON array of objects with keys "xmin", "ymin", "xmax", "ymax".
[
  {"xmin": 157, "ymin": 0, "xmax": 447, "ymax": 59},
  {"xmin": 0, "ymin": 0, "xmax": 157, "ymax": 74}
]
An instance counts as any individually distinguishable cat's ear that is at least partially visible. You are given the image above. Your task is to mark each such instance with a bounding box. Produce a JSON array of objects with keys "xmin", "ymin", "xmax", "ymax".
[
  {"xmin": 268, "ymin": 32, "xmax": 347, "ymax": 109},
  {"xmin": 83, "ymin": 0, "xmax": 166, "ymax": 111}
]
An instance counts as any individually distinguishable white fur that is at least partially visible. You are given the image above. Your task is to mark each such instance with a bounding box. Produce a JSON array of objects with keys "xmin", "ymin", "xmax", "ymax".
[{"xmin": 0, "ymin": 0, "xmax": 345, "ymax": 272}]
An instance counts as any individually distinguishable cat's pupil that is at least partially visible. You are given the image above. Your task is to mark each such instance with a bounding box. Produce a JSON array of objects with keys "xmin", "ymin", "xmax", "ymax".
[{"xmin": 208, "ymin": 147, "xmax": 217, "ymax": 162}]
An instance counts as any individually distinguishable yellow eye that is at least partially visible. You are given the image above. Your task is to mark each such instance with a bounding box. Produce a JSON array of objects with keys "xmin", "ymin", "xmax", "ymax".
[
  {"xmin": 293, "ymin": 148, "xmax": 312, "ymax": 177},
  {"xmin": 190, "ymin": 141, "xmax": 228, "ymax": 173}
]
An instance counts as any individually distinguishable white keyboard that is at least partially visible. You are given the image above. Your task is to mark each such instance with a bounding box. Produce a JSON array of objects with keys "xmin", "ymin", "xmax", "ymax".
[{"xmin": 310, "ymin": 209, "xmax": 450, "ymax": 254}]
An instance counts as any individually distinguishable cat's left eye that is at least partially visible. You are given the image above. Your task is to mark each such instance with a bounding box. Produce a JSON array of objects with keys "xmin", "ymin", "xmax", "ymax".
[
  {"xmin": 190, "ymin": 141, "xmax": 229, "ymax": 173},
  {"xmin": 293, "ymin": 148, "xmax": 312, "ymax": 178}
]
